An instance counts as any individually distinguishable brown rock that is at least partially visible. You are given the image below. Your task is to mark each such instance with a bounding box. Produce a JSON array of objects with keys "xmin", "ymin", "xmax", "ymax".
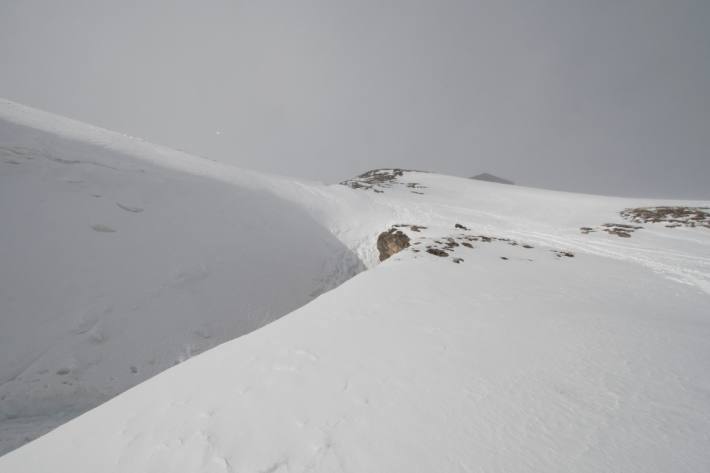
[{"xmin": 377, "ymin": 228, "xmax": 411, "ymax": 261}]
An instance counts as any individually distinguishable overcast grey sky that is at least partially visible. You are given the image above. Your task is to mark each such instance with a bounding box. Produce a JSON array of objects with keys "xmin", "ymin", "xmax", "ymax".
[{"xmin": 1, "ymin": 0, "xmax": 709, "ymax": 198}]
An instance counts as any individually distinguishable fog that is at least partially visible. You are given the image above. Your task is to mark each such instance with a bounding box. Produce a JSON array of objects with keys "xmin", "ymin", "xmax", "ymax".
[{"xmin": 1, "ymin": 0, "xmax": 709, "ymax": 198}]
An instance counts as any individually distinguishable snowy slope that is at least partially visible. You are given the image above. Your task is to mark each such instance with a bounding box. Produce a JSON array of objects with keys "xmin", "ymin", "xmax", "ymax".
[
  {"xmin": 1, "ymin": 100, "xmax": 710, "ymax": 471},
  {"xmin": 0, "ymin": 100, "xmax": 365, "ymax": 455}
]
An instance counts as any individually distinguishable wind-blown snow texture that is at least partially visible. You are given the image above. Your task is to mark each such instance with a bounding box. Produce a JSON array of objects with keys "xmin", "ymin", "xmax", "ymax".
[{"xmin": 1, "ymin": 99, "xmax": 709, "ymax": 472}]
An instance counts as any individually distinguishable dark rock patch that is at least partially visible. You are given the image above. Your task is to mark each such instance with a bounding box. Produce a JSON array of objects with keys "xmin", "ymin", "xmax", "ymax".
[
  {"xmin": 621, "ymin": 206, "xmax": 710, "ymax": 228},
  {"xmin": 377, "ymin": 228, "xmax": 411, "ymax": 261},
  {"xmin": 553, "ymin": 250, "xmax": 575, "ymax": 258},
  {"xmin": 443, "ymin": 238, "xmax": 459, "ymax": 249},
  {"xmin": 388, "ymin": 223, "xmax": 572, "ymax": 266},
  {"xmin": 340, "ymin": 169, "xmax": 428, "ymax": 193},
  {"xmin": 601, "ymin": 223, "xmax": 643, "ymax": 238},
  {"xmin": 581, "ymin": 223, "xmax": 643, "ymax": 238},
  {"xmin": 394, "ymin": 224, "xmax": 427, "ymax": 232}
]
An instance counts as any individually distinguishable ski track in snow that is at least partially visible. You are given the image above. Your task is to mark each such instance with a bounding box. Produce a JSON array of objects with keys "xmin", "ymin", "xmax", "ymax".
[{"xmin": 510, "ymin": 229, "xmax": 710, "ymax": 293}]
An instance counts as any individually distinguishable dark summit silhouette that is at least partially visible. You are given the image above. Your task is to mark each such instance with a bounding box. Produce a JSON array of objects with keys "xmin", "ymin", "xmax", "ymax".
[{"xmin": 470, "ymin": 173, "xmax": 514, "ymax": 185}]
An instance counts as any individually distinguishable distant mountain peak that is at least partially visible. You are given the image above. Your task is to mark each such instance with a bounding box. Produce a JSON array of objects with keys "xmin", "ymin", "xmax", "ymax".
[{"xmin": 470, "ymin": 173, "xmax": 514, "ymax": 185}]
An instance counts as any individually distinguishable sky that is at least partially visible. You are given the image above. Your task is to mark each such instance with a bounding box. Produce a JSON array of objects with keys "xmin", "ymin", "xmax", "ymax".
[{"xmin": 1, "ymin": 0, "xmax": 709, "ymax": 198}]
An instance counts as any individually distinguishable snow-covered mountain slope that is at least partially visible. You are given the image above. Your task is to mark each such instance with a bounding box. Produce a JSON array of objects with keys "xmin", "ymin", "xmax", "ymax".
[
  {"xmin": 1, "ymin": 100, "xmax": 710, "ymax": 471},
  {"xmin": 3, "ymin": 216, "xmax": 710, "ymax": 473},
  {"xmin": 0, "ymin": 100, "xmax": 365, "ymax": 455},
  {"xmin": 340, "ymin": 168, "xmax": 710, "ymax": 293}
]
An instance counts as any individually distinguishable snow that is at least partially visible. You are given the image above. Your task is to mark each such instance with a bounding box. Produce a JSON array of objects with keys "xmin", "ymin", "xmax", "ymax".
[
  {"xmin": 1, "ymin": 99, "xmax": 710, "ymax": 471},
  {"xmin": 0, "ymin": 101, "xmax": 363, "ymax": 455}
]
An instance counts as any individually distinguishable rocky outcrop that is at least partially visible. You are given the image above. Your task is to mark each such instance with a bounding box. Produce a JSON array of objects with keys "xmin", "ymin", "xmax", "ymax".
[
  {"xmin": 621, "ymin": 206, "xmax": 710, "ymax": 228},
  {"xmin": 377, "ymin": 228, "xmax": 411, "ymax": 261},
  {"xmin": 340, "ymin": 169, "xmax": 427, "ymax": 194},
  {"xmin": 579, "ymin": 223, "xmax": 643, "ymax": 238}
]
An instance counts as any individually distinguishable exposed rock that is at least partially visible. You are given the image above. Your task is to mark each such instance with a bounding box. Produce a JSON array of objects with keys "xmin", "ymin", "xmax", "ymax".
[
  {"xmin": 610, "ymin": 230, "xmax": 631, "ymax": 238},
  {"xmin": 394, "ymin": 224, "xmax": 427, "ymax": 232},
  {"xmin": 340, "ymin": 169, "xmax": 428, "ymax": 194},
  {"xmin": 444, "ymin": 238, "xmax": 459, "ymax": 249},
  {"xmin": 377, "ymin": 228, "xmax": 411, "ymax": 261},
  {"xmin": 601, "ymin": 223, "xmax": 643, "ymax": 238},
  {"xmin": 581, "ymin": 223, "xmax": 643, "ymax": 238},
  {"xmin": 621, "ymin": 206, "xmax": 710, "ymax": 228},
  {"xmin": 553, "ymin": 250, "xmax": 575, "ymax": 258},
  {"xmin": 399, "ymin": 224, "xmax": 568, "ymax": 265}
]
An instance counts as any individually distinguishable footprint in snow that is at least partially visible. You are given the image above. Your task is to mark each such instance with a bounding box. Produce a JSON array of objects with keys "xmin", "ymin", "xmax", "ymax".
[
  {"xmin": 91, "ymin": 224, "xmax": 116, "ymax": 233},
  {"xmin": 116, "ymin": 202, "xmax": 144, "ymax": 213}
]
